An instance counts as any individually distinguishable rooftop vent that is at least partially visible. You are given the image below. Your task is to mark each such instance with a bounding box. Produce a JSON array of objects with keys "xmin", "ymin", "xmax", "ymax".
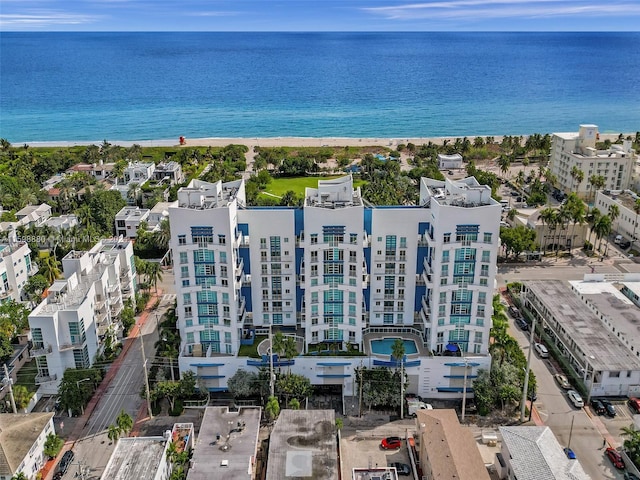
[{"xmin": 220, "ymin": 460, "xmax": 229, "ymax": 467}]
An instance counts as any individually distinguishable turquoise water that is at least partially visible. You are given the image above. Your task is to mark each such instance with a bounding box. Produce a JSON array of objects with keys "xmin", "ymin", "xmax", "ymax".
[
  {"xmin": 1, "ymin": 32, "xmax": 639, "ymax": 142},
  {"xmin": 370, "ymin": 338, "xmax": 418, "ymax": 355}
]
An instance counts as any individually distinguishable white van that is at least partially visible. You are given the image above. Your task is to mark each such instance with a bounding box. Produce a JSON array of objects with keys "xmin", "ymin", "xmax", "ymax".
[
  {"xmin": 534, "ymin": 343, "xmax": 549, "ymax": 358},
  {"xmin": 615, "ymin": 234, "xmax": 623, "ymax": 244}
]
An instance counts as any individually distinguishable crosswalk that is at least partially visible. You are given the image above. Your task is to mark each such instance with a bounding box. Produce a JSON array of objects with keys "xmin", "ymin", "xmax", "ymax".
[{"xmin": 161, "ymin": 293, "xmax": 176, "ymax": 305}]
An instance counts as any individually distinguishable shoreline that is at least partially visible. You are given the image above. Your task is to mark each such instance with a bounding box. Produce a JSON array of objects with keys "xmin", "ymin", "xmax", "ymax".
[{"xmin": 21, "ymin": 133, "xmax": 631, "ymax": 149}]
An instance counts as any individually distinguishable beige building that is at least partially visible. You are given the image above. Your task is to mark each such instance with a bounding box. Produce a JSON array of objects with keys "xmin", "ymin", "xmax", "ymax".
[
  {"xmin": 595, "ymin": 189, "xmax": 640, "ymax": 244},
  {"xmin": 415, "ymin": 409, "xmax": 490, "ymax": 480},
  {"xmin": 549, "ymin": 124, "xmax": 636, "ymax": 200},
  {"xmin": 0, "ymin": 412, "xmax": 56, "ymax": 480},
  {"xmin": 510, "ymin": 207, "xmax": 589, "ymax": 252}
]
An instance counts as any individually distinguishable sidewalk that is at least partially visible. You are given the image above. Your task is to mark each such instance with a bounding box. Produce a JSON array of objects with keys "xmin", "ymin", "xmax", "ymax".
[{"xmin": 45, "ymin": 289, "xmax": 163, "ymax": 479}]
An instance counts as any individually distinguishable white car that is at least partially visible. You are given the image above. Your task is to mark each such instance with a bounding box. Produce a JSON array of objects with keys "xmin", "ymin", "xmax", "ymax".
[
  {"xmin": 567, "ymin": 390, "xmax": 584, "ymax": 408},
  {"xmin": 534, "ymin": 343, "xmax": 549, "ymax": 358}
]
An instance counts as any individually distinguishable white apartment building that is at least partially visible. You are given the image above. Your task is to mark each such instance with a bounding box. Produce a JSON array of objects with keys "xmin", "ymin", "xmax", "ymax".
[
  {"xmin": 549, "ymin": 124, "xmax": 636, "ymax": 199},
  {"xmin": 112, "ymin": 161, "xmax": 156, "ymax": 202},
  {"xmin": 0, "ymin": 412, "xmax": 56, "ymax": 480},
  {"xmin": 0, "ymin": 237, "xmax": 37, "ymax": 303},
  {"xmin": 169, "ymin": 175, "xmax": 500, "ymax": 397},
  {"xmin": 147, "ymin": 201, "xmax": 177, "ymax": 232},
  {"xmin": 28, "ymin": 239, "xmax": 135, "ymax": 394},
  {"xmin": 595, "ymin": 189, "xmax": 640, "ymax": 244},
  {"xmin": 115, "ymin": 206, "xmax": 151, "ymax": 238}
]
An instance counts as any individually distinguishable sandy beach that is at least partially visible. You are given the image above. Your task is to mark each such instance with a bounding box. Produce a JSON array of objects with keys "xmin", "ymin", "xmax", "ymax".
[{"xmin": 25, "ymin": 133, "xmax": 629, "ymax": 149}]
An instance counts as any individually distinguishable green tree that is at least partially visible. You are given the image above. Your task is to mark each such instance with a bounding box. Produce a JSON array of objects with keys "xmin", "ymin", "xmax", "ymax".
[
  {"xmin": 88, "ymin": 189, "xmax": 127, "ymax": 235},
  {"xmin": 289, "ymin": 398, "xmax": 301, "ymax": 410},
  {"xmin": 22, "ymin": 274, "xmax": 49, "ymax": 305},
  {"xmin": 43, "ymin": 433, "xmax": 64, "ymax": 459},
  {"xmin": 10, "ymin": 473, "xmax": 28, "ymax": 480},
  {"xmin": 500, "ymin": 225, "xmax": 536, "ymax": 260},
  {"xmin": 108, "ymin": 423, "xmax": 121, "ymax": 444},
  {"xmin": 276, "ymin": 373, "xmax": 313, "ymax": 406},
  {"xmin": 633, "ymin": 198, "xmax": 640, "ymax": 244},
  {"xmin": 12, "ymin": 385, "xmax": 32, "ymax": 410},
  {"xmin": 227, "ymin": 369, "xmax": 258, "ymax": 398},
  {"xmin": 146, "ymin": 261, "xmax": 163, "ymax": 293},
  {"xmin": 38, "ymin": 253, "xmax": 62, "ymax": 284},
  {"xmin": 335, "ymin": 418, "xmax": 343, "ymax": 430},
  {"xmin": 265, "ymin": 395, "xmax": 280, "ymax": 421},
  {"xmin": 152, "ymin": 218, "xmax": 171, "ymax": 251},
  {"xmin": 116, "ymin": 409, "xmax": 134, "ymax": 436},
  {"xmin": 621, "ymin": 425, "xmax": 640, "ymax": 465}
]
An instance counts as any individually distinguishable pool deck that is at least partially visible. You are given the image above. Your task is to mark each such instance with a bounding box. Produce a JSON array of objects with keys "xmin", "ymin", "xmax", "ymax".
[{"xmin": 363, "ymin": 331, "xmax": 429, "ymax": 357}]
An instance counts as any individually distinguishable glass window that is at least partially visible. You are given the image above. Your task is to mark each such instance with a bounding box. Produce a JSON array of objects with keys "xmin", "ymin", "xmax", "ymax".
[
  {"xmin": 483, "ymin": 232, "xmax": 492, "ymax": 243},
  {"xmin": 179, "ymin": 252, "xmax": 188, "ymax": 264},
  {"xmin": 442, "ymin": 251, "xmax": 450, "ymax": 263},
  {"xmin": 481, "ymin": 251, "xmax": 491, "ymax": 263}
]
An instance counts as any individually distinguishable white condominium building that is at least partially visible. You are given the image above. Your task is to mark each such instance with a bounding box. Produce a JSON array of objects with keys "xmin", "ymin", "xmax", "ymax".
[
  {"xmin": 549, "ymin": 124, "xmax": 636, "ymax": 199},
  {"xmin": 0, "ymin": 237, "xmax": 37, "ymax": 303},
  {"xmin": 28, "ymin": 239, "xmax": 136, "ymax": 394},
  {"xmin": 169, "ymin": 175, "xmax": 500, "ymax": 395}
]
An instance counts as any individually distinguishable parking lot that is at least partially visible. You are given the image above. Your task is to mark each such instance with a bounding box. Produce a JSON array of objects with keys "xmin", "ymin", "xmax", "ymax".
[{"xmin": 340, "ymin": 420, "xmax": 414, "ymax": 478}]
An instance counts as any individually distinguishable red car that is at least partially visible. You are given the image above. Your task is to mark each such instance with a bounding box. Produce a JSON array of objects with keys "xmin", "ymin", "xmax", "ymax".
[
  {"xmin": 381, "ymin": 436, "xmax": 402, "ymax": 450},
  {"xmin": 629, "ymin": 397, "xmax": 640, "ymax": 414},
  {"xmin": 606, "ymin": 447, "xmax": 625, "ymax": 469}
]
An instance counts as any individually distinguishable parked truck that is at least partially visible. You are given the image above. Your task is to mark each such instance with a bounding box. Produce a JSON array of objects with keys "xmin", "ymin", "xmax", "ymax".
[{"xmin": 407, "ymin": 399, "xmax": 433, "ymax": 417}]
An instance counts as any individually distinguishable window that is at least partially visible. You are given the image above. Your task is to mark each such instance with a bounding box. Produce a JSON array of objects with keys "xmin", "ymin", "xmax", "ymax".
[
  {"xmin": 438, "ymin": 305, "xmax": 446, "ymax": 316},
  {"xmin": 481, "ymin": 251, "xmax": 491, "ymax": 263},
  {"xmin": 260, "ymin": 238, "xmax": 267, "ymax": 249},
  {"xmin": 218, "ymin": 234, "xmax": 226, "ymax": 245},
  {"xmin": 400, "ymin": 237, "xmax": 407, "ymax": 248},
  {"xmin": 179, "ymin": 252, "xmax": 188, "ymax": 264},
  {"xmin": 182, "ymin": 279, "xmax": 190, "ymax": 287},
  {"xmin": 350, "ymin": 233, "xmax": 358, "ymax": 244},
  {"xmin": 478, "ymin": 292, "xmax": 486, "ymax": 304},
  {"xmin": 443, "ymin": 233, "xmax": 451, "ymax": 243},
  {"xmin": 442, "ymin": 251, "xmax": 450, "ymax": 263},
  {"xmin": 181, "ymin": 266, "xmax": 189, "ymax": 278},
  {"xmin": 480, "ymin": 265, "xmax": 489, "ymax": 277},
  {"xmin": 477, "ymin": 306, "xmax": 485, "ymax": 317},
  {"xmin": 184, "ymin": 306, "xmax": 192, "ymax": 317},
  {"xmin": 310, "ymin": 234, "xmax": 318, "ymax": 244},
  {"xmin": 183, "ymin": 293, "xmax": 191, "ymax": 305},
  {"xmin": 220, "ymin": 252, "xmax": 227, "ymax": 263},
  {"xmin": 350, "ymin": 251, "xmax": 357, "ymax": 263},
  {"xmin": 483, "ymin": 232, "xmax": 492, "ymax": 243},
  {"xmin": 178, "ymin": 235, "xmax": 186, "ymax": 245},
  {"xmin": 441, "ymin": 264, "xmax": 449, "ymax": 276},
  {"xmin": 440, "ymin": 278, "xmax": 448, "ymax": 285},
  {"xmin": 439, "ymin": 292, "xmax": 446, "ymax": 304},
  {"xmin": 480, "ymin": 278, "xmax": 488, "ymax": 286}
]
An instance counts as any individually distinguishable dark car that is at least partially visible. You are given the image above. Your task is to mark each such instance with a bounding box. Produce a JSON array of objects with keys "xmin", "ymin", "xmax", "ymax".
[
  {"xmin": 563, "ymin": 447, "xmax": 576, "ymax": 459},
  {"xmin": 620, "ymin": 240, "xmax": 632, "ymax": 249},
  {"xmin": 591, "ymin": 398, "xmax": 606, "ymax": 415},
  {"xmin": 381, "ymin": 437, "xmax": 402, "ymax": 450},
  {"xmin": 508, "ymin": 306, "xmax": 522, "ymax": 318},
  {"xmin": 605, "ymin": 447, "xmax": 625, "ymax": 469},
  {"xmin": 624, "ymin": 472, "xmax": 640, "ymax": 480},
  {"xmin": 388, "ymin": 462, "xmax": 411, "ymax": 476},
  {"xmin": 601, "ymin": 399, "xmax": 617, "ymax": 417},
  {"xmin": 56, "ymin": 450, "xmax": 74, "ymax": 475},
  {"xmin": 515, "ymin": 318, "xmax": 529, "ymax": 331}
]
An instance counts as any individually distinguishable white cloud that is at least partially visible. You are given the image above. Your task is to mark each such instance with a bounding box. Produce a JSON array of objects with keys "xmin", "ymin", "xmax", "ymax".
[
  {"xmin": 0, "ymin": 12, "xmax": 100, "ymax": 27},
  {"xmin": 363, "ymin": 0, "xmax": 640, "ymax": 20}
]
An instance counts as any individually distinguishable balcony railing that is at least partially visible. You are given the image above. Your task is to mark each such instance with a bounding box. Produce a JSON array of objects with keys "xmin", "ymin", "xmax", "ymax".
[
  {"xmin": 35, "ymin": 373, "xmax": 57, "ymax": 384},
  {"xmin": 0, "ymin": 289, "xmax": 13, "ymax": 299},
  {"xmin": 59, "ymin": 340, "xmax": 85, "ymax": 351},
  {"xmin": 30, "ymin": 344, "xmax": 52, "ymax": 357}
]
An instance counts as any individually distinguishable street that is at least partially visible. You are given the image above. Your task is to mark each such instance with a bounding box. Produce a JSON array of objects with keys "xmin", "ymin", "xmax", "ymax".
[{"xmin": 507, "ymin": 295, "xmax": 628, "ymax": 479}]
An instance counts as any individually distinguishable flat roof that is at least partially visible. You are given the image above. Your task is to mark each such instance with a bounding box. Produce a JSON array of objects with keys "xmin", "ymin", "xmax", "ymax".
[
  {"xmin": 100, "ymin": 436, "xmax": 167, "ymax": 480},
  {"xmin": 266, "ymin": 409, "xmax": 338, "ymax": 480},
  {"xmin": 500, "ymin": 426, "xmax": 590, "ymax": 480},
  {"xmin": 187, "ymin": 407, "xmax": 261, "ymax": 480},
  {"xmin": 571, "ymin": 280, "xmax": 640, "ymax": 360},
  {"xmin": 526, "ymin": 280, "xmax": 640, "ymax": 371},
  {"xmin": 0, "ymin": 413, "xmax": 54, "ymax": 476}
]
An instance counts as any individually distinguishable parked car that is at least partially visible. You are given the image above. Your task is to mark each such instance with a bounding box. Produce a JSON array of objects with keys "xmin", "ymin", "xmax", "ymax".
[
  {"xmin": 553, "ymin": 374, "xmax": 571, "ymax": 389},
  {"xmin": 381, "ymin": 437, "xmax": 402, "ymax": 450},
  {"xmin": 508, "ymin": 306, "xmax": 522, "ymax": 318},
  {"xmin": 591, "ymin": 398, "xmax": 606, "ymax": 415},
  {"xmin": 567, "ymin": 390, "xmax": 584, "ymax": 408},
  {"xmin": 605, "ymin": 447, "xmax": 625, "ymax": 469},
  {"xmin": 56, "ymin": 450, "xmax": 74, "ymax": 475},
  {"xmin": 624, "ymin": 472, "xmax": 640, "ymax": 480},
  {"xmin": 615, "ymin": 234, "xmax": 623, "ymax": 244},
  {"xmin": 601, "ymin": 399, "xmax": 617, "ymax": 417},
  {"xmin": 563, "ymin": 447, "xmax": 576, "ymax": 459},
  {"xmin": 628, "ymin": 397, "xmax": 640, "ymax": 414},
  {"xmin": 620, "ymin": 240, "xmax": 631, "ymax": 249},
  {"xmin": 388, "ymin": 462, "xmax": 411, "ymax": 476},
  {"xmin": 534, "ymin": 343, "xmax": 549, "ymax": 358}
]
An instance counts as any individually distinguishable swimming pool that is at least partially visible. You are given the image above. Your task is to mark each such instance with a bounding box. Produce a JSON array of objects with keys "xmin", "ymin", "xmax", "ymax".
[{"xmin": 370, "ymin": 338, "xmax": 418, "ymax": 355}]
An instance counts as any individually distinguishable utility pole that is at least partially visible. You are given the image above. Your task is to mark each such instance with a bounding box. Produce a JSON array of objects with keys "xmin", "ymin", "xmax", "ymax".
[
  {"xmin": 140, "ymin": 333, "xmax": 153, "ymax": 419},
  {"xmin": 358, "ymin": 362, "xmax": 364, "ymax": 417},
  {"xmin": 400, "ymin": 357, "xmax": 405, "ymax": 420},
  {"xmin": 268, "ymin": 324, "xmax": 275, "ymax": 398},
  {"xmin": 520, "ymin": 315, "xmax": 537, "ymax": 422},
  {"xmin": 2, "ymin": 363, "xmax": 17, "ymax": 414},
  {"xmin": 567, "ymin": 416, "xmax": 575, "ymax": 449}
]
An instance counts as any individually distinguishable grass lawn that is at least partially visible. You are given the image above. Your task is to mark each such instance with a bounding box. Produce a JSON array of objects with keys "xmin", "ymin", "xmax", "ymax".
[
  {"xmin": 238, "ymin": 335, "xmax": 267, "ymax": 358},
  {"xmin": 262, "ymin": 176, "xmax": 366, "ymax": 198}
]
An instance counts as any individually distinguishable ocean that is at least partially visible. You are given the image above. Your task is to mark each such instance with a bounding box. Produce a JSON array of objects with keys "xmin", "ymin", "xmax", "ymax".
[{"xmin": 1, "ymin": 32, "xmax": 639, "ymax": 142}]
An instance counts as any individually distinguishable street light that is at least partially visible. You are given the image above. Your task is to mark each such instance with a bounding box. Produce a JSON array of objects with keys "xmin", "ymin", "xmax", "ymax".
[{"xmin": 76, "ymin": 378, "xmax": 91, "ymax": 415}]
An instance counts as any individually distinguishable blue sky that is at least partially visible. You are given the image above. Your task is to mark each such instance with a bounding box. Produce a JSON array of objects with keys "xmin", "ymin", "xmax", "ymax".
[{"xmin": 1, "ymin": 0, "xmax": 639, "ymax": 31}]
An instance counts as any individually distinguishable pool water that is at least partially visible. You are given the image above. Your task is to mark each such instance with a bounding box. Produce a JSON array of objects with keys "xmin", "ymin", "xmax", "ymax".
[{"xmin": 370, "ymin": 338, "xmax": 418, "ymax": 355}]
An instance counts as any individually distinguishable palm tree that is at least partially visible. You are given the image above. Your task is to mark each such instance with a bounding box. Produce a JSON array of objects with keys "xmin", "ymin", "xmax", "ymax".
[
  {"xmin": 632, "ymin": 198, "xmax": 640, "ymax": 246},
  {"xmin": 107, "ymin": 424, "xmax": 121, "ymax": 444},
  {"xmin": 594, "ymin": 215, "xmax": 612, "ymax": 253},
  {"xmin": 116, "ymin": 409, "xmax": 133, "ymax": 436},
  {"xmin": 146, "ymin": 261, "xmax": 163, "ymax": 293},
  {"xmin": 588, "ymin": 174, "xmax": 606, "ymax": 204},
  {"xmin": 608, "ymin": 204, "xmax": 620, "ymax": 234},
  {"xmin": 127, "ymin": 182, "xmax": 140, "ymax": 206},
  {"xmin": 265, "ymin": 395, "xmax": 280, "ymax": 422},
  {"xmin": 565, "ymin": 194, "xmax": 586, "ymax": 250},
  {"xmin": 588, "ymin": 207, "xmax": 602, "ymax": 248},
  {"xmin": 152, "ymin": 218, "xmax": 171, "ymax": 251},
  {"xmin": 498, "ymin": 155, "xmax": 511, "ymax": 179},
  {"xmin": 539, "ymin": 207, "xmax": 556, "ymax": 254},
  {"xmin": 10, "ymin": 472, "xmax": 28, "ymax": 480},
  {"xmin": 39, "ymin": 254, "xmax": 61, "ymax": 283}
]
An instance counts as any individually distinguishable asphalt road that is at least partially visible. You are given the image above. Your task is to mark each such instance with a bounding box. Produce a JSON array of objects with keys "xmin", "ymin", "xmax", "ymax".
[
  {"xmin": 508, "ymin": 304, "xmax": 627, "ymax": 479},
  {"xmin": 64, "ymin": 294, "xmax": 173, "ymax": 480}
]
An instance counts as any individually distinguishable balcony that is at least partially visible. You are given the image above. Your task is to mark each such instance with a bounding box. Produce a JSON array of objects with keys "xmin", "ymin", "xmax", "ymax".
[
  {"xmin": 0, "ymin": 289, "xmax": 13, "ymax": 300},
  {"xmin": 30, "ymin": 344, "xmax": 52, "ymax": 357},
  {"xmin": 111, "ymin": 303, "xmax": 123, "ymax": 316},
  {"xmin": 35, "ymin": 373, "xmax": 57, "ymax": 384},
  {"xmin": 107, "ymin": 282, "xmax": 119, "ymax": 294},
  {"xmin": 59, "ymin": 339, "xmax": 86, "ymax": 351}
]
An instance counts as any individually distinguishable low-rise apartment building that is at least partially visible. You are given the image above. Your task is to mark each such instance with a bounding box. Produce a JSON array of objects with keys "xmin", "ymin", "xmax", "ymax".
[
  {"xmin": 0, "ymin": 412, "xmax": 56, "ymax": 480},
  {"xmin": 28, "ymin": 239, "xmax": 135, "ymax": 394},
  {"xmin": 115, "ymin": 206, "xmax": 150, "ymax": 238},
  {"xmin": 548, "ymin": 124, "xmax": 636, "ymax": 199},
  {"xmin": 0, "ymin": 238, "xmax": 37, "ymax": 302}
]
